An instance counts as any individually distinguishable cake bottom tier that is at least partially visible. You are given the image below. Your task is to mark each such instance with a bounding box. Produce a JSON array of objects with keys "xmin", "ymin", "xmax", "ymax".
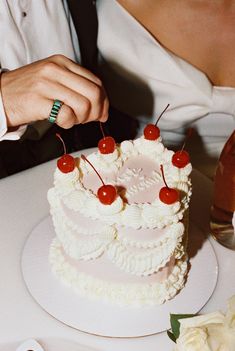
[{"xmin": 49, "ymin": 238, "xmax": 188, "ymax": 306}]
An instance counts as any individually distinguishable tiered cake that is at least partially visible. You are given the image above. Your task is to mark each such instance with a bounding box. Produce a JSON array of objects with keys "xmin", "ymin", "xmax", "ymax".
[{"xmin": 48, "ymin": 130, "xmax": 192, "ymax": 306}]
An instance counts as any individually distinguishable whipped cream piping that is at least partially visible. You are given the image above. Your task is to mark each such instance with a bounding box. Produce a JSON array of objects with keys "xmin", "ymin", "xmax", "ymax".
[
  {"xmin": 49, "ymin": 187, "xmax": 186, "ymax": 269},
  {"xmin": 61, "ymin": 188, "xmax": 184, "ymax": 229},
  {"xmin": 117, "ymin": 167, "xmax": 144, "ymax": 183},
  {"xmin": 53, "ymin": 167, "xmax": 80, "ymax": 196},
  {"xmin": 48, "ymin": 189, "xmax": 116, "ymax": 260},
  {"xmin": 80, "ymin": 149, "xmax": 122, "ymax": 174},
  {"xmin": 125, "ymin": 169, "xmax": 162, "ymax": 198},
  {"xmin": 51, "ymin": 212, "xmax": 116, "ymax": 260},
  {"xmin": 107, "ymin": 229, "xmax": 184, "ymax": 276},
  {"xmin": 50, "ymin": 238, "xmax": 188, "ymax": 306},
  {"xmin": 49, "ymin": 191, "xmax": 112, "ymax": 235},
  {"xmin": 117, "ymin": 222, "xmax": 184, "ymax": 248}
]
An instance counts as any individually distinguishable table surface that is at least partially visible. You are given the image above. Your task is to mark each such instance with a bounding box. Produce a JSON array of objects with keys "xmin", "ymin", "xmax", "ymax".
[{"xmin": 0, "ymin": 150, "xmax": 235, "ymax": 351}]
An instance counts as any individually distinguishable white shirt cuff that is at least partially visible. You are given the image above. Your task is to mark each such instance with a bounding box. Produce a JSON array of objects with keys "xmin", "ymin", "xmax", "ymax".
[{"xmin": 0, "ymin": 69, "xmax": 27, "ymax": 141}]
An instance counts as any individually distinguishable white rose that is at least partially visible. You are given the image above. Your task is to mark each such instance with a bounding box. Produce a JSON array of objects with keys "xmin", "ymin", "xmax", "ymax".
[
  {"xmin": 175, "ymin": 295, "xmax": 235, "ymax": 351},
  {"xmin": 175, "ymin": 327, "xmax": 210, "ymax": 351}
]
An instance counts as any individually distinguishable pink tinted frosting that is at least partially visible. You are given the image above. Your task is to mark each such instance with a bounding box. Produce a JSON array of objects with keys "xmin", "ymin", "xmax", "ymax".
[
  {"xmin": 117, "ymin": 225, "xmax": 167, "ymax": 242},
  {"xmin": 62, "ymin": 201, "xmax": 107, "ymax": 231},
  {"xmin": 82, "ymin": 155, "xmax": 163, "ymax": 204},
  {"xmin": 61, "ymin": 246, "xmax": 175, "ymax": 284}
]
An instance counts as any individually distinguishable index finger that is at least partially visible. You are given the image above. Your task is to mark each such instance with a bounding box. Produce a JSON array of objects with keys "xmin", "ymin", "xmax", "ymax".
[{"xmin": 50, "ymin": 55, "xmax": 102, "ymax": 86}]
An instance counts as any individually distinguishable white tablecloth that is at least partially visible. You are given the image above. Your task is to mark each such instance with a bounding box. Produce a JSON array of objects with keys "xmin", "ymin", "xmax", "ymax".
[{"xmin": 0, "ymin": 152, "xmax": 234, "ymax": 351}]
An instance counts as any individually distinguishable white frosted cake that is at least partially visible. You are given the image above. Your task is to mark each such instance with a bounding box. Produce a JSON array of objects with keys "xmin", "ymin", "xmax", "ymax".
[{"xmin": 48, "ymin": 131, "xmax": 192, "ymax": 306}]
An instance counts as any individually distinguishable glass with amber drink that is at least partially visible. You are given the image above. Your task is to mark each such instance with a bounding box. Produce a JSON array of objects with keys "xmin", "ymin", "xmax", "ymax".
[{"xmin": 210, "ymin": 130, "xmax": 235, "ymax": 250}]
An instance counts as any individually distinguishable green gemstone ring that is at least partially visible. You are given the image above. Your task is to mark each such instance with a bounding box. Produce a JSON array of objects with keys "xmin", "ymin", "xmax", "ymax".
[{"xmin": 48, "ymin": 99, "xmax": 63, "ymax": 123}]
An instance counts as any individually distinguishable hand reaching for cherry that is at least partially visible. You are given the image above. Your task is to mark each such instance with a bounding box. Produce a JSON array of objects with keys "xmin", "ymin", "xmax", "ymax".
[{"xmin": 1, "ymin": 54, "xmax": 109, "ymax": 129}]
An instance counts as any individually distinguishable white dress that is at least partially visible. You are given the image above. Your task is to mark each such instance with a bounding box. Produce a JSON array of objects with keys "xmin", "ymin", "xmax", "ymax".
[{"xmin": 97, "ymin": 0, "xmax": 235, "ymax": 177}]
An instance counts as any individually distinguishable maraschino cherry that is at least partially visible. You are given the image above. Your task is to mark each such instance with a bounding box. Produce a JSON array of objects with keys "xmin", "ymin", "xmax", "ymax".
[
  {"xmin": 56, "ymin": 133, "xmax": 75, "ymax": 173},
  {"xmin": 159, "ymin": 165, "xmax": 179, "ymax": 205},
  {"xmin": 81, "ymin": 154, "xmax": 117, "ymax": 205},
  {"xmin": 144, "ymin": 104, "xmax": 170, "ymax": 140},
  {"xmin": 172, "ymin": 128, "xmax": 192, "ymax": 168},
  {"xmin": 98, "ymin": 122, "xmax": 116, "ymax": 154},
  {"xmin": 172, "ymin": 150, "xmax": 190, "ymax": 168}
]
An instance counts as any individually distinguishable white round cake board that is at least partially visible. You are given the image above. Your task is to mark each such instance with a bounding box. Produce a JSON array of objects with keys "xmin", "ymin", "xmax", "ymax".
[{"xmin": 21, "ymin": 217, "xmax": 218, "ymax": 337}]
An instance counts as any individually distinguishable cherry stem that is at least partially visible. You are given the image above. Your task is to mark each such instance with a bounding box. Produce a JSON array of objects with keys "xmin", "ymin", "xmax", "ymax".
[
  {"xmin": 81, "ymin": 154, "xmax": 105, "ymax": 186},
  {"xmin": 56, "ymin": 133, "xmax": 66, "ymax": 154},
  {"xmin": 180, "ymin": 128, "xmax": 193, "ymax": 153},
  {"xmin": 160, "ymin": 164, "xmax": 169, "ymax": 189},
  {"xmin": 155, "ymin": 104, "xmax": 170, "ymax": 126},
  {"xmin": 99, "ymin": 122, "xmax": 106, "ymax": 139}
]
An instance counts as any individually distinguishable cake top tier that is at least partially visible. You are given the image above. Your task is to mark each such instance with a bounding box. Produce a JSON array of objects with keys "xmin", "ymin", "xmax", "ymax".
[{"xmin": 52, "ymin": 135, "xmax": 192, "ymax": 230}]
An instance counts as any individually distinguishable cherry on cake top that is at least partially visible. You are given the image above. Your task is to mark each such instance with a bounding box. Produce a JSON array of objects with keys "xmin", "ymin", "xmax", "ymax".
[
  {"xmin": 81, "ymin": 154, "xmax": 117, "ymax": 205},
  {"xmin": 159, "ymin": 165, "xmax": 179, "ymax": 205},
  {"xmin": 143, "ymin": 106, "xmax": 191, "ymax": 169},
  {"xmin": 98, "ymin": 136, "xmax": 116, "ymax": 154},
  {"xmin": 144, "ymin": 104, "xmax": 170, "ymax": 141},
  {"xmin": 56, "ymin": 133, "xmax": 75, "ymax": 173},
  {"xmin": 97, "ymin": 184, "xmax": 117, "ymax": 205},
  {"xmin": 171, "ymin": 128, "xmax": 192, "ymax": 168},
  {"xmin": 98, "ymin": 122, "xmax": 116, "ymax": 154},
  {"xmin": 172, "ymin": 150, "xmax": 190, "ymax": 168}
]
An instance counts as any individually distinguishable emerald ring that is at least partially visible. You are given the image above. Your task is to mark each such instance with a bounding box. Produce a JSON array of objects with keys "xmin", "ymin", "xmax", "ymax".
[{"xmin": 48, "ymin": 99, "xmax": 63, "ymax": 123}]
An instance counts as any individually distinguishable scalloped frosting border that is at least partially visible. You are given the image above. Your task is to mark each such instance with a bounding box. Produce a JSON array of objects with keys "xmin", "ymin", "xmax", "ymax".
[
  {"xmin": 49, "ymin": 186, "xmax": 186, "ymax": 273},
  {"xmin": 49, "ymin": 238, "xmax": 188, "ymax": 306}
]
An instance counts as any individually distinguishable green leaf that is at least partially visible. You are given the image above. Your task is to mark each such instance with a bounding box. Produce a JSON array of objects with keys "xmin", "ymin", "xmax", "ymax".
[
  {"xmin": 167, "ymin": 330, "xmax": 176, "ymax": 343},
  {"xmin": 170, "ymin": 313, "xmax": 195, "ymax": 340}
]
